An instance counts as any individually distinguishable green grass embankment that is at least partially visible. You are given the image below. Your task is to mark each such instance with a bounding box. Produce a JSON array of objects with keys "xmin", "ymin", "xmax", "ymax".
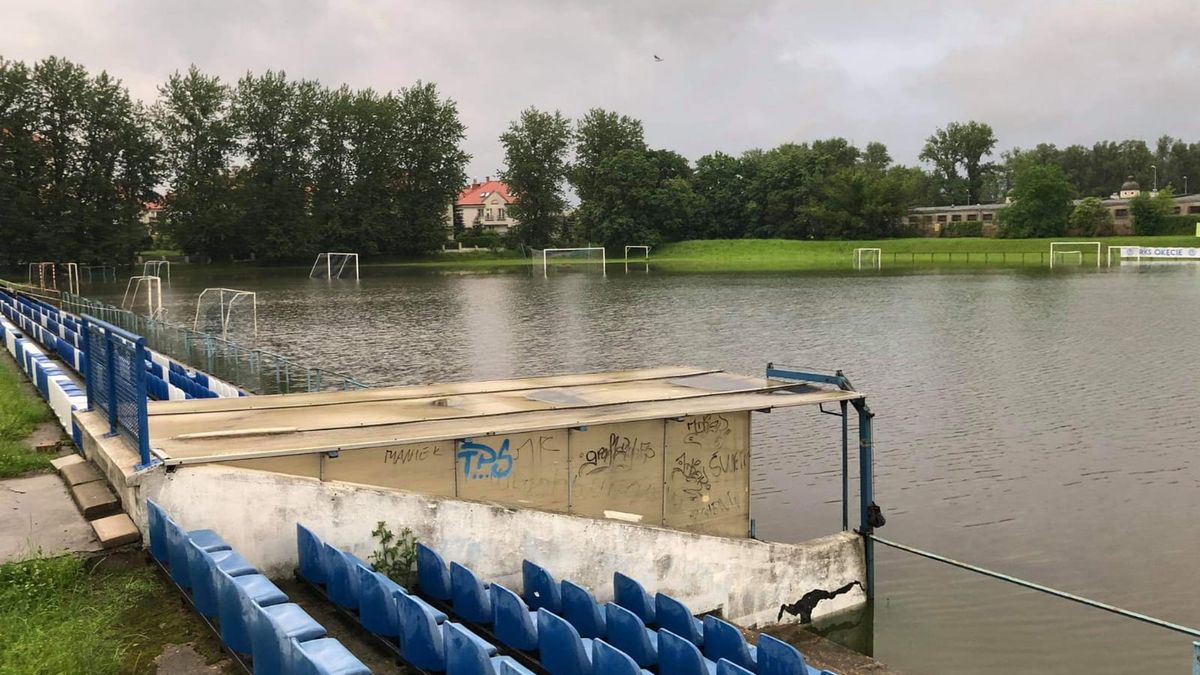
[
  {"xmin": 0, "ymin": 355, "xmax": 54, "ymax": 478},
  {"xmin": 0, "ymin": 553, "xmax": 225, "ymax": 674},
  {"xmin": 648, "ymin": 237, "xmax": 1200, "ymax": 272}
]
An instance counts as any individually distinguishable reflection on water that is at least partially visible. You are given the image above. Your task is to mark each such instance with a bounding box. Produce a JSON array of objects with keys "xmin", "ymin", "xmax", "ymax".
[{"xmin": 91, "ymin": 263, "xmax": 1200, "ymax": 674}]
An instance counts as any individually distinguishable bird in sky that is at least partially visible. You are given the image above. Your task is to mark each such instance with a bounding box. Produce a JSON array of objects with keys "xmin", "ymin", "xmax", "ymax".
[{"xmin": 653, "ymin": 55, "xmax": 663, "ymax": 62}]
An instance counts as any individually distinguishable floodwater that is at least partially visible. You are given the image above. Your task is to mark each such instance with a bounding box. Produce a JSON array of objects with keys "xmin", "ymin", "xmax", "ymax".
[{"xmin": 94, "ymin": 262, "xmax": 1200, "ymax": 674}]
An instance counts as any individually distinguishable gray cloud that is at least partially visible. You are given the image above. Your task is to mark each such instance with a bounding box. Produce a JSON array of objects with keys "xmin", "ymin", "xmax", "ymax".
[{"xmin": 3, "ymin": 0, "xmax": 1196, "ymax": 178}]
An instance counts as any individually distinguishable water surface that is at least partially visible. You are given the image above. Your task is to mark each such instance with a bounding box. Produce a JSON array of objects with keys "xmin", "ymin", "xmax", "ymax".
[{"xmin": 95, "ymin": 263, "xmax": 1200, "ymax": 674}]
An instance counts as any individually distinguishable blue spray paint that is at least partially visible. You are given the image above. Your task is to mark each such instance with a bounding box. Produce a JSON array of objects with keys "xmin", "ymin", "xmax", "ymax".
[{"xmin": 458, "ymin": 439, "xmax": 514, "ymax": 480}]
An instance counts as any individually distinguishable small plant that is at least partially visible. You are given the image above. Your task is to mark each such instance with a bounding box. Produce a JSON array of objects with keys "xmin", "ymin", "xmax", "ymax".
[{"xmin": 368, "ymin": 521, "xmax": 417, "ymax": 587}]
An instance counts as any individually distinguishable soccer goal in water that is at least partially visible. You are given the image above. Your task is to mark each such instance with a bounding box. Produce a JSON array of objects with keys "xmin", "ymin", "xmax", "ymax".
[
  {"xmin": 193, "ymin": 287, "xmax": 258, "ymax": 339},
  {"xmin": 853, "ymin": 248, "xmax": 882, "ymax": 270},
  {"xmin": 533, "ymin": 247, "xmax": 606, "ymax": 276},
  {"xmin": 309, "ymin": 252, "xmax": 360, "ymax": 280},
  {"xmin": 1049, "ymin": 241, "xmax": 1100, "ymax": 268},
  {"xmin": 624, "ymin": 245, "xmax": 650, "ymax": 260}
]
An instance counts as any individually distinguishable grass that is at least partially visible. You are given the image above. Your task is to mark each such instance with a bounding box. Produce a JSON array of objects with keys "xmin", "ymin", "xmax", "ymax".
[
  {"xmin": 0, "ymin": 355, "xmax": 54, "ymax": 478},
  {"xmin": 648, "ymin": 236, "xmax": 1200, "ymax": 272},
  {"xmin": 0, "ymin": 553, "xmax": 226, "ymax": 675}
]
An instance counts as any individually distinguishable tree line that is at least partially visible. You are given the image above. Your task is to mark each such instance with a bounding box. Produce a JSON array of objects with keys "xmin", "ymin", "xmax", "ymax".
[
  {"xmin": 1, "ymin": 57, "xmax": 467, "ymax": 265},
  {"xmin": 4, "ymin": 55, "xmax": 1199, "ymax": 267}
]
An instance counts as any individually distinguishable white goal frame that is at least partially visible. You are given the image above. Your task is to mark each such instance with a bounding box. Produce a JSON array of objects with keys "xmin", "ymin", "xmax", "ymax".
[
  {"xmin": 853, "ymin": 248, "xmax": 882, "ymax": 270},
  {"xmin": 539, "ymin": 247, "xmax": 606, "ymax": 276},
  {"xmin": 1049, "ymin": 241, "xmax": 1100, "ymax": 268},
  {"xmin": 122, "ymin": 275, "xmax": 165, "ymax": 319},
  {"xmin": 194, "ymin": 287, "xmax": 258, "ymax": 339},
  {"xmin": 143, "ymin": 259, "xmax": 171, "ymax": 283},
  {"xmin": 310, "ymin": 252, "xmax": 360, "ymax": 280},
  {"xmin": 624, "ymin": 245, "xmax": 650, "ymax": 260}
]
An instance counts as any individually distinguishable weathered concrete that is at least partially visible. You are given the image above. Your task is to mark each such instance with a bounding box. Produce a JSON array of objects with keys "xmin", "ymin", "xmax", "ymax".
[
  {"xmin": 70, "ymin": 480, "xmax": 120, "ymax": 519},
  {"xmin": 142, "ymin": 464, "xmax": 867, "ymax": 626},
  {"xmin": 154, "ymin": 643, "xmax": 230, "ymax": 675},
  {"xmin": 50, "ymin": 453, "xmax": 85, "ymax": 471},
  {"xmin": 91, "ymin": 513, "xmax": 141, "ymax": 548},
  {"xmin": 761, "ymin": 622, "xmax": 900, "ymax": 674},
  {"xmin": 0, "ymin": 474, "xmax": 101, "ymax": 562},
  {"xmin": 60, "ymin": 460, "xmax": 103, "ymax": 486}
]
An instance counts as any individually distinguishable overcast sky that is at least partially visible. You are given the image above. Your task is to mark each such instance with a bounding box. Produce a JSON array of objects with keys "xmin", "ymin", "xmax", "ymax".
[{"xmin": 3, "ymin": 1, "xmax": 1198, "ymax": 179}]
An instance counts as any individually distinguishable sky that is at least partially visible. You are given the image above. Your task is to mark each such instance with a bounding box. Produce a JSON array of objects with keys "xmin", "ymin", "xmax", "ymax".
[{"xmin": 2, "ymin": 0, "xmax": 1198, "ymax": 180}]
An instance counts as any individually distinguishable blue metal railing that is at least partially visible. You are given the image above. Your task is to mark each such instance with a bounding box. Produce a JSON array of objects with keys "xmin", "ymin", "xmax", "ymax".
[{"xmin": 82, "ymin": 314, "xmax": 155, "ymax": 470}]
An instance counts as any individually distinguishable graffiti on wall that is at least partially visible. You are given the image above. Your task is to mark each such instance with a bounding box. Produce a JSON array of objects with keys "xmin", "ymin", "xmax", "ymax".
[{"xmin": 457, "ymin": 439, "xmax": 514, "ymax": 480}]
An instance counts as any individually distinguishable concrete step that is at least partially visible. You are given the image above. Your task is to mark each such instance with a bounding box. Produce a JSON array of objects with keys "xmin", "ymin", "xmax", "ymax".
[
  {"xmin": 70, "ymin": 480, "xmax": 121, "ymax": 520},
  {"xmin": 60, "ymin": 461, "xmax": 103, "ymax": 487},
  {"xmin": 50, "ymin": 453, "xmax": 86, "ymax": 472},
  {"xmin": 89, "ymin": 513, "xmax": 141, "ymax": 549}
]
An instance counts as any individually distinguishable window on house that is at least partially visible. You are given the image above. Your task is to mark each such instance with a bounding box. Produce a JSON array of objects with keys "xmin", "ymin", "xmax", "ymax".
[
  {"xmin": 485, "ymin": 209, "xmax": 493, "ymax": 220},
  {"xmin": 951, "ymin": 214, "xmax": 962, "ymax": 222},
  {"xmin": 1115, "ymin": 209, "xmax": 1128, "ymax": 217},
  {"xmin": 923, "ymin": 215, "xmax": 933, "ymax": 223},
  {"xmin": 1189, "ymin": 205, "xmax": 1200, "ymax": 214},
  {"xmin": 1173, "ymin": 207, "xmax": 1181, "ymax": 214},
  {"xmin": 499, "ymin": 208, "xmax": 506, "ymax": 220},
  {"xmin": 936, "ymin": 215, "xmax": 947, "ymax": 223},
  {"xmin": 982, "ymin": 212, "xmax": 994, "ymax": 221}
]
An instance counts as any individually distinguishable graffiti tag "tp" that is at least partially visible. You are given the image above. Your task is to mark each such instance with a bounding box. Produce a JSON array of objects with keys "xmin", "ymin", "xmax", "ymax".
[{"xmin": 458, "ymin": 439, "xmax": 515, "ymax": 480}]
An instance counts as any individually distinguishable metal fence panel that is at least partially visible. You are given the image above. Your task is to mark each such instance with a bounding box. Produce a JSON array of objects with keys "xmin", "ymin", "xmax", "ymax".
[{"xmin": 82, "ymin": 314, "xmax": 154, "ymax": 469}]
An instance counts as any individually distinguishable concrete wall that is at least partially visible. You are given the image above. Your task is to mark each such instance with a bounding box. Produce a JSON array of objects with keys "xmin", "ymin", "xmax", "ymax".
[
  {"xmin": 199, "ymin": 412, "xmax": 753, "ymax": 538},
  {"xmin": 140, "ymin": 463, "xmax": 866, "ymax": 626}
]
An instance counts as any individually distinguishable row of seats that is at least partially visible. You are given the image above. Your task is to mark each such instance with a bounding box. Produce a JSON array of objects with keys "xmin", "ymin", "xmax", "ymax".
[
  {"xmin": 0, "ymin": 314, "xmax": 87, "ymax": 446},
  {"xmin": 147, "ymin": 500, "xmax": 370, "ymax": 674},
  {"xmin": 415, "ymin": 545, "xmax": 831, "ymax": 675},
  {"xmin": 297, "ymin": 524, "xmax": 534, "ymax": 675},
  {"xmin": 0, "ymin": 289, "xmax": 245, "ymax": 401}
]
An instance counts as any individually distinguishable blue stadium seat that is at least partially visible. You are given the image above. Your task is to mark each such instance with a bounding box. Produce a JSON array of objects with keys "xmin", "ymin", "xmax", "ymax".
[
  {"xmin": 659, "ymin": 628, "xmax": 719, "ymax": 675},
  {"xmin": 497, "ymin": 662, "xmax": 537, "ymax": 675},
  {"xmin": 145, "ymin": 498, "xmax": 173, "ymax": 563},
  {"xmin": 324, "ymin": 543, "xmax": 372, "ymax": 610},
  {"xmin": 717, "ymin": 659, "xmax": 756, "ymax": 675},
  {"xmin": 444, "ymin": 621, "xmax": 534, "ymax": 675},
  {"xmin": 521, "ymin": 560, "xmax": 562, "ymax": 614},
  {"xmin": 614, "ymin": 572, "xmax": 656, "ymax": 625},
  {"xmin": 213, "ymin": 563, "xmax": 290, "ymax": 655},
  {"xmin": 758, "ymin": 633, "xmax": 832, "ymax": 675},
  {"xmin": 561, "ymin": 580, "xmax": 606, "ymax": 638},
  {"xmin": 417, "ymin": 543, "xmax": 452, "ymax": 601},
  {"xmin": 593, "ymin": 639, "xmax": 654, "ymax": 675},
  {"xmin": 490, "ymin": 583, "xmax": 538, "ymax": 651},
  {"xmin": 154, "ymin": 500, "xmax": 231, "ymax": 588},
  {"xmin": 247, "ymin": 601, "xmax": 327, "ymax": 675},
  {"xmin": 604, "ymin": 602, "xmax": 658, "ymax": 667},
  {"xmin": 536, "ymin": 608, "xmax": 594, "ymax": 675},
  {"xmin": 184, "ymin": 538, "xmax": 260, "ymax": 618},
  {"xmin": 297, "ymin": 524, "xmax": 327, "ymax": 586},
  {"xmin": 702, "ymin": 615, "xmax": 758, "ymax": 671},
  {"xmin": 289, "ymin": 636, "xmax": 371, "ymax": 675},
  {"xmin": 656, "ymin": 592, "xmax": 704, "ymax": 646},
  {"xmin": 451, "ymin": 561, "xmax": 493, "ymax": 624},
  {"xmin": 358, "ymin": 566, "xmax": 408, "ymax": 637},
  {"xmin": 399, "ymin": 589, "xmax": 497, "ymax": 671}
]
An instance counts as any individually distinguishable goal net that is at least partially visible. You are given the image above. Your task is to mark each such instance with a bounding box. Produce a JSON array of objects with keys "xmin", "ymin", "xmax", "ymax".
[
  {"xmin": 310, "ymin": 252, "xmax": 360, "ymax": 279},
  {"xmin": 193, "ymin": 288, "xmax": 258, "ymax": 339},
  {"xmin": 624, "ymin": 245, "xmax": 650, "ymax": 260},
  {"xmin": 853, "ymin": 248, "xmax": 882, "ymax": 270},
  {"xmin": 1049, "ymin": 241, "xmax": 1100, "ymax": 268},
  {"xmin": 532, "ymin": 247, "xmax": 606, "ymax": 276}
]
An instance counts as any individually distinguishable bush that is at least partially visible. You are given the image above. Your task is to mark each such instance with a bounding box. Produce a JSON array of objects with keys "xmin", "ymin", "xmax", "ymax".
[
  {"xmin": 455, "ymin": 231, "xmax": 502, "ymax": 249},
  {"xmin": 368, "ymin": 522, "xmax": 417, "ymax": 587},
  {"xmin": 1160, "ymin": 214, "xmax": 1199, "ymax": 236},
  {"xmin": 940, "ymin": 220, "xmax": 983, "ymax": 237}
]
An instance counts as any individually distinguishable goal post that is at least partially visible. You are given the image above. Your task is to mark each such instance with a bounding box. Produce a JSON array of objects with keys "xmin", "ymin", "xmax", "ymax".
[
  {"xmin": 624, "ymin": 245, "xmax": 650, "ymax": 260},
  {"xmin": 1049, "ymin": 241, "xmax": 1100, "ymax": 268},
  {"xmin": 536, "ymin": 247, "xmax": 606, "ymax": 276},
  {"xmin": 193, "ymin": 287, "xmax": 258, "ymax": 339},
  {"xmin": 853, "ymin": 248, "xmax": 882, "ymax": 270},
  {"xmin": 310, "ymin": 252, "xmax": 360, "ymax": 280}
]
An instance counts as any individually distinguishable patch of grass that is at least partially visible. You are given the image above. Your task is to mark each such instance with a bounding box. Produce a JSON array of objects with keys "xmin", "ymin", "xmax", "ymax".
[
  {"xmin": 650, "ymin": 236, "xmax": 1200, "ymax": 272},
  {"xmin": 0, "ymin": 356, "xmax": 53, "ymax": 478},
  {"xmin": 0, "ymin": 553, "xmax": 226, "ymax": 675}
]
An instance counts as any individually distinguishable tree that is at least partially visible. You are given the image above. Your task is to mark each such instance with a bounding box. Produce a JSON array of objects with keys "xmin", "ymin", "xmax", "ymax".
[
  {"xmin": 920, "ymin": 121, "xmax": 997, "ymax": 205},
  {"xmin": 1068, "ymin": 197, "xmax": 1115, "ymax": 236},
  {"xmin": 390, "ymin": 81, "xmax": 469, "ymax": 255},
  {"xmin": 153, "ymin": 67, "xmax": 243, "ymax": 260},
  {"xmin": 499, "ymin": 107, "xmax": 572, "ymax": 248},
  {"xmin": 0, "ymin": 58, "xmax": 46, "ymax": 266},
  {"xmin": 692, "ymin": 151, "xmax": 749, "ymax": 239},
  {"xmin": 571, "ymin": 109, "xmax": 645, "ymax": 242},
  {"xmin": 1130, "ymin": 186, "xmax": 1175, "ymax": 235},
  {"xmin": 997, "ymin": 164, "xmax": 1073, "ymax": 238}
]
